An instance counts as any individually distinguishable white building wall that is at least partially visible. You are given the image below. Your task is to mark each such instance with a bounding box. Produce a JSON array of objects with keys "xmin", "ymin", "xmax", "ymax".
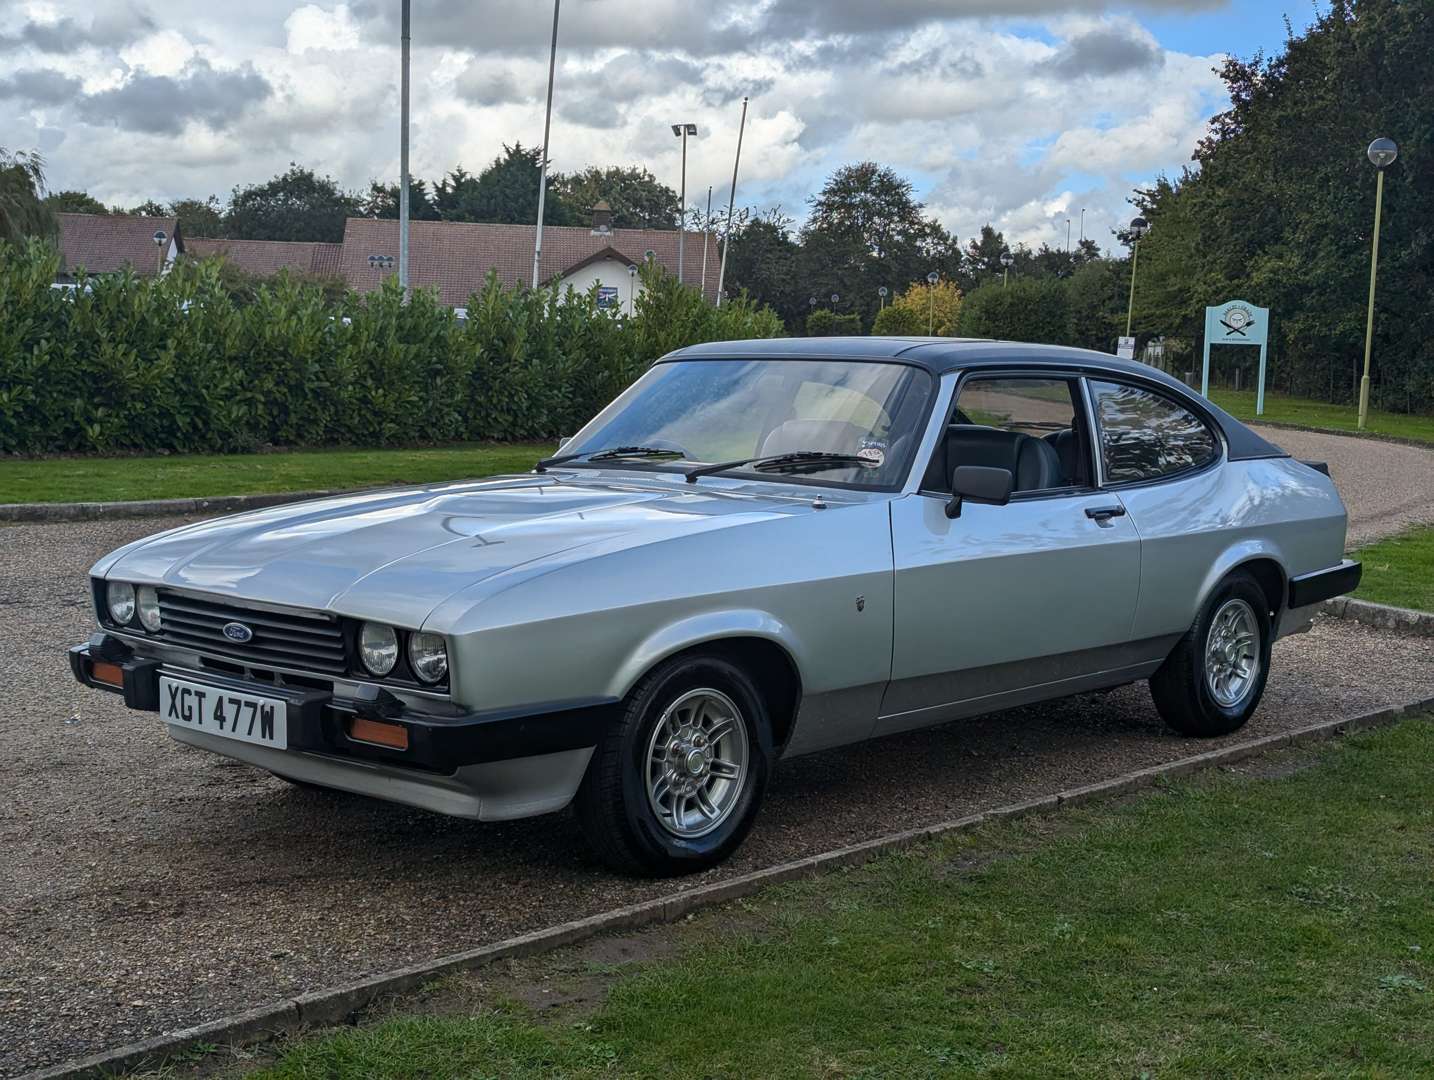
[{"xmin": 558, "ymin": 257, "xmax": 642, "ymax": 313}]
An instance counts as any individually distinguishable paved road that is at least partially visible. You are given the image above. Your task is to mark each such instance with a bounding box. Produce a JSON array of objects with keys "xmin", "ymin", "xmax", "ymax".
[
  {"xmin": 3, "ymin": 508, "xmax": 1433, "ymax": 1076},
  {"xmin": 1250, "ymin": 424, "xmax": 1434, "ymax": 546}
]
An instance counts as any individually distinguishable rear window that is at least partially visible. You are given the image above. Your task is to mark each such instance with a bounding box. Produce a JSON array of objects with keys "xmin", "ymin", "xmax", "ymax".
[{"xmin": 1089, "ymin": 380, "xmax": 1219, "ymax": 483}]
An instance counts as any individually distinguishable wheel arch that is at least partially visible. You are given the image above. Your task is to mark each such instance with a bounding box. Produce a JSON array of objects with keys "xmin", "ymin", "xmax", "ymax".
[
  {"xmin": 1195, "ymin": 541, "xmax": 1288, "ymax": 622},
  {"xmin": 609, "ymin": 612, "xmax": 806, "ymax": 751}
]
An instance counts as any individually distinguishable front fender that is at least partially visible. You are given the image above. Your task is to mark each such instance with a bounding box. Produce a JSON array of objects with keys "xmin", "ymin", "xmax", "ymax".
[{"xmin": 607, "ymin": 609, "xmax": 806, "ymax": 702}]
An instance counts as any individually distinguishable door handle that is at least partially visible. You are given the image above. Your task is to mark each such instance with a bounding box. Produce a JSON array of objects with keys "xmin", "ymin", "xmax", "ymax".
[{"xmin": 1085, "ymin": 505, "xmax": 1127, "ymax": 523}]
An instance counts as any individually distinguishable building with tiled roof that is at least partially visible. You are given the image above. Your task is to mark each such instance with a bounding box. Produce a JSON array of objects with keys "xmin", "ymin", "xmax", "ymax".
[
  {"xmin": 56, "ymin": 212, "xmax": 183, "ymax": 278},
  {"xmin": 184, "ymin": 237, "xmax": 344, "ymax": 276},
  {"xmin": 54, "ymin": 209, "xmax": 719, "ymax": 309},
  {"xmin": 339, "ymin": 213, "xmax": 721, "ymax": 311}
]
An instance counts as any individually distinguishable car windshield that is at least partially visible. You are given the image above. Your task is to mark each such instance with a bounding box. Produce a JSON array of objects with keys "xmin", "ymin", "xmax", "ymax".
[{"xmin": 558, "ymin": 358, "xmax": 934, "ymax": 488}]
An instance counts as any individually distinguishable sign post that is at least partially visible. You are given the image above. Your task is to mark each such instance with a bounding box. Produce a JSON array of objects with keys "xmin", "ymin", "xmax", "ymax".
[{"xmin": 1202, "ymin": 299, "xmax": 1270, "ymax": 414}]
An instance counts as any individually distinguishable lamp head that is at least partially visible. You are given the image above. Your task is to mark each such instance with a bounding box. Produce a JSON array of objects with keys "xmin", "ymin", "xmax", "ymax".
[
  {"xmin": 1367, "ymin": 137, "xmax": 1398, "ymax": 169},
  {"xmin": 999, "ymin": 252, "xmax": 1014, "ymax": 268},
  {"xmin": 1128, "ymin": 216, "xmax": 1149, "ymax": 239},
  {"xmin": 152, "ymin": 230, "xmax": 167, "ymax": 246},
  {"xmin": 926, "ymin": 271, "xmax": 939, "ymax": 284}
]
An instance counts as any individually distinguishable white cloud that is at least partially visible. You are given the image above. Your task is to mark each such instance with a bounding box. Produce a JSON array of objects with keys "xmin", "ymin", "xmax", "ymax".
[{"xmin": 8, "ymin": 0, "xmax": 1229, "ymax": 257}]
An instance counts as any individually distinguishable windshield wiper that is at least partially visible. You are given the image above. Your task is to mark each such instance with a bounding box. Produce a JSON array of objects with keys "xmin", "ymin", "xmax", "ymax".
[
  {"xmin": 535, "ymin": 445, "xmax": 684, "ymax": 472},
  {"xmin": 685, "ymin": 451, "xmax": 874, "ymax": 484}
]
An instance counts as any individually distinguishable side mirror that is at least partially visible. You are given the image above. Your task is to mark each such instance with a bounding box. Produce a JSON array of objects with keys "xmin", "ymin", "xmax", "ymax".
[{"xmin": 945, "ymin": 465, "xmax": 1013, "ymax": 519}]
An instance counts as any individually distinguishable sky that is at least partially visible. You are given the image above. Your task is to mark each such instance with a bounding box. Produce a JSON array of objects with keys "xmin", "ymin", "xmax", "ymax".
[{"xmin": 1, "ymin": 0, "xmax": 1323, "ymax": 252}]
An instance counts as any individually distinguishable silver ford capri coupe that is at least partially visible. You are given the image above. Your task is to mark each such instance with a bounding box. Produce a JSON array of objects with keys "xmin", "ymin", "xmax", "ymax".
[{"xmin": 71, "ymin": 338, "xmax": 1360, "ymax": 874}]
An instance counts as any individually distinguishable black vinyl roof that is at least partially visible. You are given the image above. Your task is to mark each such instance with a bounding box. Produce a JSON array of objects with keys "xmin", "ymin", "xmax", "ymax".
[{"xmin": 664, "ymin": 337, "xmax": 1287, "ymax": 462}]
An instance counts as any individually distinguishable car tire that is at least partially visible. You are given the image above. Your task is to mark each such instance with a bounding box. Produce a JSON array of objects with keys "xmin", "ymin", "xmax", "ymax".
[
  {"xmin": 1150, "ymin": 571, "xmax": 1273, "ymax": 737},
  {"xmin": 576, "ymin": 652, "xmax": 772, "ymax": 876}
]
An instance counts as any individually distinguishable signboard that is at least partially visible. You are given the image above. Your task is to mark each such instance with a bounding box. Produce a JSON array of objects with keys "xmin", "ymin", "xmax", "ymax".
[
  {"xmin": 1202, "ymin": 299, "xmax": 1270, "ymax": 414},
  {"xmin": 596, "ymin": 286, "xmax": 621, "ymax": 310},
  {"xmin": 1116, "ymin": 336, "xmax": 1136, "ymax": 360}
]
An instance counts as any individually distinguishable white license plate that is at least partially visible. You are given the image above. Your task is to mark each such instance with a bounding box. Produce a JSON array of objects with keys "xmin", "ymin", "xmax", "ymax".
[{"xmin": 160, "ymin": 675, "xmax": 288, "ymax": 749}]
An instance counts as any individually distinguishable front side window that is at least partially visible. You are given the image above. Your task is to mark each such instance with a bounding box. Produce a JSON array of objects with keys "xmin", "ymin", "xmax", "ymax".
[
  {"xmin": 927, "ymin": 375, "xmax": 1088, "ymax": 493},
  {"xmin": 1089, "ymin": 379, "xmax": 1219, "ymax": 484},
  {"xmin": 561, "ymin": 358, "xmax": 934, "ymax": 487}
]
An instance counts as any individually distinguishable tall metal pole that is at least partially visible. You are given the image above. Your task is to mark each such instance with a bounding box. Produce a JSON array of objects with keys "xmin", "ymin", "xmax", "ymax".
[
  {"xmin": 1079, "ymin": 208, "xmax": 1085, "ymax": 244},
  {"xmin": 676, "ymin": 128, "xmax": 688, "ymax": 283},
  {"xmin": 1358, "ymin": 168, "xmax": 1386, "ymax": 430},
  {"xmin": 714, "ymin": 96, "xmax": 747, "ymax": 308},
  {"xmin": 1066, "ymin": 218, "xmax": 1071, "ymax": 252},
  {"xmin": 700, "ymin": 185, "xmax": 712, "ymax": 294},
  {"xmin": 1125, "ymin": 238, "xmax": 1141, "ymax": 337},
  {"xmin": 531, "ymin": 0, "xmax": 560, "ymax": 290},
  {"xmin": 398, "ymin": 0, "xmax": 410, "ymax": 292}
]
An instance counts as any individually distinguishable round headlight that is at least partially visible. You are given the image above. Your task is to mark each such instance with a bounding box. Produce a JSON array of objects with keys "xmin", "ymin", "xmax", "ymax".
[
  {"xmin": 107, "ymin": 581, "xmax": 136, "ymax": 625},
  {"xmin": 136, "ymin": 586, "xmax": 161, "ymax": 632},
  {"xmin": 359, "ymin": 622, "xmax": 399, "ymax": 676},
  {"xmin": 408, "ymin": 632, "xmax": 448, "ymax": 684}
]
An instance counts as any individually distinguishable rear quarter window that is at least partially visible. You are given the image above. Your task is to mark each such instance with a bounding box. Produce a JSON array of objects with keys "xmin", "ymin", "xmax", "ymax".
[{"xmin": 1089, "ymin": 380, "xmax": 1219, "ymax": 484}]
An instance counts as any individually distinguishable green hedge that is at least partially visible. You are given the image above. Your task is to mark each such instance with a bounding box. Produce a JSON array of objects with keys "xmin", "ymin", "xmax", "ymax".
[{"xmin": 0, "ymin": 241, "xmax": 784, "ymax": 454}]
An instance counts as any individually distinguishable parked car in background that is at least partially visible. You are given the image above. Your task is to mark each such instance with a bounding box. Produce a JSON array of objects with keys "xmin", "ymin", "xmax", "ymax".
[{"xmin": 71, "ymin": 338, "xmax": 1359, "ymax": 874}]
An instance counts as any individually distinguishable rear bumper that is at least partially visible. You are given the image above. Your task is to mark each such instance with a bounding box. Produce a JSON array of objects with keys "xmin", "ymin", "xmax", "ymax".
[
  {"xmin": 1288, "ymin": 559, "xmax": 1362, "ymax": 609},
  {"xmin": 69, "ymin": 633, "xmax": 618, "ymax": 774}
]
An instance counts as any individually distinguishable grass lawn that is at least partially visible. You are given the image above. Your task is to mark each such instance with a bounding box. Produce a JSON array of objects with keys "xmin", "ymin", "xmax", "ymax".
[
  {"xmin": 0, "ymin": 443, "xmax": 553, "ymax": 505},
  {"xmin": 1210, "ymin": 388, "xmax": 1434, "ymax": 446},
  {"xmin": 239, "ymin": 717, "xmax": 1434, "ymax": 1079},
  {"xmin": 1352, "ymin": 526, "xmax": 1434, "ymax": 613}
]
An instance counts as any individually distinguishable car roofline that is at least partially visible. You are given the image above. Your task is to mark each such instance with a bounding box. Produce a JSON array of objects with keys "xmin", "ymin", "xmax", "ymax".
[{"xmin": 658, "ymin": 336, "xmax": 1287, "ymax": 463}]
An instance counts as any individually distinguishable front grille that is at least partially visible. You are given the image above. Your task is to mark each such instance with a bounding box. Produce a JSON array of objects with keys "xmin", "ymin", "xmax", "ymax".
[{"xmin": 156, "ymin": 591, "xmax": 349, "ymax": 675}]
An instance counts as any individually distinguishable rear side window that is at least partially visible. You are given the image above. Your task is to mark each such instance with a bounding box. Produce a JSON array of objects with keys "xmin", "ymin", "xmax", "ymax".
[{"xmin": 1089, "ymin": 380, "xmax": 1219, "ymax": 484}]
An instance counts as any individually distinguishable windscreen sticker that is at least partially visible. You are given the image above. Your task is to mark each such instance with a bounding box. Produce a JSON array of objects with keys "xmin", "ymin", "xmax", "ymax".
[{"xmin": 857, "ymin": 439, "xmax": 887, "ymax": 467}]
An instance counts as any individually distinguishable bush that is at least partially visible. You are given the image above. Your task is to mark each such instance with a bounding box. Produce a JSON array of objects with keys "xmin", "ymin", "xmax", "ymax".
[
  {"xmin": 957, "ymin": 278, "xmax": 1071, "ymax": 345},
  {"xmin": 0, "ymin": 241, "xmax": 784, "ymax": 454},
  {"xmin": 806, "ymin": 309, "xmax": 862, "ymax": 336},
  {"xmin": 871, "ymin": 279, "xmax": 961, "ymax": 336}
]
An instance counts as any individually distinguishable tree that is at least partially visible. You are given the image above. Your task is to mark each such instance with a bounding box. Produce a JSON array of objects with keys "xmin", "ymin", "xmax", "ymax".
[
  {"xmin": 551, "ymin": 165, "xmax": 679, "ymax": 229},
  {"xmin": 799, "ymin": 163, "xmax": 959, "ymax": 331},
  {"xmin": 43, "ymin": 190, "xmax": 108, "ymax": 215},
  {"xmin": 0, "ymin": 147, "xmax": 56, "ymax": 245},
  {"xmin": 432, "ymin": 145, "xmax": 576, "ymax": 226},
  {"xmin": 224, "ymin": 164, "xmax": 360, "ymax": 242},
  {"xmin": 872, "ymin": 279, "xmax": 962, "ymax": 336},
  {"xmin": 361, "ymin": 178, "xmax": 439, "ymax": 221},
  {"xmin": 1128, "ymin": 0, "xmax": 1433, "ymax": 410},
  {"xmin": 123, "ymin": 199, "xmax": 170, "ymax": 216},
  {"xmin": 170, "ymin": 196, "xmax": 225, "ymax": 238},
  {"xmin": 723, "ymin": 210, "xmax": 804, "ymax": 330}
]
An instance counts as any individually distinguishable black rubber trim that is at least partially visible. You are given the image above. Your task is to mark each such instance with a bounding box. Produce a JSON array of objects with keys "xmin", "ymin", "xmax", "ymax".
[
  {"xmin": 69, "ymin": 638, "xmax": 618, "ymax": 770},
  {"xmin": 1288, "ymin": 560, "xmax": 1362, "ymax": 608}
]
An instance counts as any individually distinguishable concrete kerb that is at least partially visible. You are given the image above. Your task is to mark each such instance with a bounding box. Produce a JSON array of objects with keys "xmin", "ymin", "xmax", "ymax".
[
  {"xmin": 25, "ymin": 695, "xmax": 1434, "ymax": 1080},
  {"xmin": 1247, "ymin": 417, "xmax": 1434, "ymax": 451},
  {"xmin": 1321, "ymin": 596, "xmax": 1434, "ymax": 637}
]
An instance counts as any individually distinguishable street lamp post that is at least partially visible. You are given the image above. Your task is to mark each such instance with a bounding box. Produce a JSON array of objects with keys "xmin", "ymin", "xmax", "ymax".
[
  {"xmin": 627, "ymin": 263, "xmax": 638, "ymax": 317},
  {"xmin": 399, "ymin": 0, "xmax": 410, "ymax": 292},
  {"xmin": 1079, "ymin": 208, "xmax": 1085, "ymax": 244},
  {"xmin": 999, "ymin": 251, "xmax": 1014, "ymax": 287},
  {"xmin": 671, "ymin": 122, "xmax": 697, "ymax": 283},
  {"xmin": 1065, "ymin": 218, "xmax": 1071, "ymax": 253},
  {"xmin": 877, "ymin": 285, "xmax": 888, "ymax": 311},
  {"xmin": 1124, "ymin": 216, "xmax": 1149, "ymax": 338},
  {"xmin": 1359, "ymin": 137, "xmax": 1398, "ymax": 429},
  {"xmin": 925, "ymin": 271, "xmax": 939, "ymax": 333},
  {"xmin": 531, "ymin": 0, "xmax": 561, "ymax": 289},
  {"xmin": 152, "ymin": 230, "xmax": 167, "ymax": 276}
]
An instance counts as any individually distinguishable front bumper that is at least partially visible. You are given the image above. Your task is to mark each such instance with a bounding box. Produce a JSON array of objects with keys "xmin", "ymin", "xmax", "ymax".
[{"xmin": 70, "ymin": 632, "xmax": 619, "ymax": 774}]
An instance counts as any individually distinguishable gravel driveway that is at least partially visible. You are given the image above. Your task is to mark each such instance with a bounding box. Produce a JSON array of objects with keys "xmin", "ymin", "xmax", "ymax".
[
  {"xmin": 4, "ymin": 434, "xmax": 1434, "ymax": 1076},
  {"xmin": 1249, "ymin": 424, "xmax": 1434, "ymax": 545}
]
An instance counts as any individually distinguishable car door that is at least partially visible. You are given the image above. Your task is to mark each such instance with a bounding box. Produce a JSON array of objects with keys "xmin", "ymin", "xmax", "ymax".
[{"xmin": 878, "ymin": 371, "xmax": 1143, "ymax": 735}]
